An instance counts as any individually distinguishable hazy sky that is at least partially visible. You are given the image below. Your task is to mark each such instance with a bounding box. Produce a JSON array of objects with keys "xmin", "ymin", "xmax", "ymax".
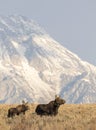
[{"xmin": 0, "ymin": 0, "xmax": 96, "ymax": 65}]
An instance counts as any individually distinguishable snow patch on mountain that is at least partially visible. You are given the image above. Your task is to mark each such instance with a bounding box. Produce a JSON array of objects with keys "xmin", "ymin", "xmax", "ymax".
[{"xmin": 0, "ymin": 15, "xmax": 96, "ymax": 104}]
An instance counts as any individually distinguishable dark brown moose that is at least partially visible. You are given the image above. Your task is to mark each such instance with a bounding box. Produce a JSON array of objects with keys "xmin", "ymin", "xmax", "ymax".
[
  {"xmin": 35, "ymin": 96, "xmax": 66, "ymax": 116},
  {"xmin": 7, "ymin": 101, "xmax": 29, "ymax": 118}
]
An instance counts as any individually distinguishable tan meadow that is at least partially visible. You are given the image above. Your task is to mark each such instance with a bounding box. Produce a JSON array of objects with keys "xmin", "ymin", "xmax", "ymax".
[{"xmin": 0, "ymin": 103, "xmax": 96, "ymax": 130}]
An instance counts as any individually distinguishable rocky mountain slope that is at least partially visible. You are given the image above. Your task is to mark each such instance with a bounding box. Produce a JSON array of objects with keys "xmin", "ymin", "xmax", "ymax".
[{"xmin": 0, "ymin": 15, "xmax": 96, "ymax": 104}]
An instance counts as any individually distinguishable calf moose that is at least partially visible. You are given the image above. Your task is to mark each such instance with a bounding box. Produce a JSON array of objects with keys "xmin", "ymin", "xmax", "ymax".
[
  {"xmin": 35, "ymin": 95, "xmax": 66, "ymax": 116},
  {"xmin": 7, "ymin": 101, "xmax": 29, "ymax": 118}
]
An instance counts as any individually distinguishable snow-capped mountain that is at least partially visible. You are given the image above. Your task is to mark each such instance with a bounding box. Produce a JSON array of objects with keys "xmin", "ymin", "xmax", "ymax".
[{"xmin": 0, "ymin": 15, "xmax": 96, "ymax": 104}]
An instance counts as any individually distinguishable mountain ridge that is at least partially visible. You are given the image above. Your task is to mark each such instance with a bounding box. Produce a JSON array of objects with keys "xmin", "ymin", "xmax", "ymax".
[{"xmin": 0, "ymin": 15, "xmax": 96, "ymax": 104}]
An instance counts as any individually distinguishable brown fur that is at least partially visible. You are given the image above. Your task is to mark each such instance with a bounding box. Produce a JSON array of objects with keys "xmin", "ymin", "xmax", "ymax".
[
  {"xmin": 35, "ymin": 96, "xmax": 66, "ymax": 116},
  {"xmin": 7, "ymin": 102, "xmax": 29, "ymax": 118},
  {"xmin": 7, "ymin": 108, "xmax": 18, "ymax": 118},
  {"xmin": 16, "ymin": 104, "xmax": 29, "ymax": 115}
]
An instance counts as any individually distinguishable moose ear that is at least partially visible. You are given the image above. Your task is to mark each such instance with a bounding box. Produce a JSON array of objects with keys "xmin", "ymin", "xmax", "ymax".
[
  {"xmin": 55, "ymin": 95, "xmax": 61, "ymax": 100},
  {"xmin": 55, "ymin": 95, "xmax": 59, "ymax": 99},
  {"xmin": 25, "ymin": 102, "xmax": 28, "ymax": 105},
  {"xmin": 22, "ymin": 100, "xmax": 26, "ymax": 104}
]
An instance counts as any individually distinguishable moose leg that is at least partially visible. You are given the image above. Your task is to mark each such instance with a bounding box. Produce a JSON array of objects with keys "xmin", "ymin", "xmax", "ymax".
[{"xmin": 23, "ymin": 111, "xmax": 25, "ymax": 115}]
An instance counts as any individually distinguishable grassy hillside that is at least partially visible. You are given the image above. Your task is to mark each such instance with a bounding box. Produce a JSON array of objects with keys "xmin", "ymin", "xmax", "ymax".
[{"xmin": 0, "ymin": 104, "xmax": 96, "ymax": 130}]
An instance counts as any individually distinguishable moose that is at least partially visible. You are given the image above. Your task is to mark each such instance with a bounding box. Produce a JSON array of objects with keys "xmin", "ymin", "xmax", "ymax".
[
  {"xmin": 7, "ymin": 101, "xmax": 29, "ymax": 118},
  {"xmin": 35, "ymin": 95, "xmax": 66, "ymax": 116}
]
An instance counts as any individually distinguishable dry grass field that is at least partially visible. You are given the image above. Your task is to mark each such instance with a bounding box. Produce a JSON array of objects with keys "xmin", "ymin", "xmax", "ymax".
[{"xmin": 0, "ymin": 103, "xmax": 96, "ymax": 130}]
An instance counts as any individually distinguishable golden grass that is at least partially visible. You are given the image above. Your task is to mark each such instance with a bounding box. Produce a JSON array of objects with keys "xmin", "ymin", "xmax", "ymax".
[{"xmin": 0, "ymin": 104, "xmax": 96, "ymax": 130}]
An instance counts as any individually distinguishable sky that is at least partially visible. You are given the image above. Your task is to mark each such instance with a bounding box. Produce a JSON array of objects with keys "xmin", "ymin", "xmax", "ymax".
[{"xmin": 0, "ymin": 0, "xmax": 96, "ymax": 65}]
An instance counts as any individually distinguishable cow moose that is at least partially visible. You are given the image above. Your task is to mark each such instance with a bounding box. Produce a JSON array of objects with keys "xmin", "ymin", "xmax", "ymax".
[
  {"xmin": 7, "ymin": 101, "xmax": 29, "ymax": 118},
  {"xmin": 35, "ymin": 95, "xmax": 66, "ymax": 116}
]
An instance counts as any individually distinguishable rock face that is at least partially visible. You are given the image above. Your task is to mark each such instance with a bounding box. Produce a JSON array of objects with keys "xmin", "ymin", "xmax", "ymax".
[{"xmin": 0, "ymin": 15, "xmax": 96, "ymax": 104}]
